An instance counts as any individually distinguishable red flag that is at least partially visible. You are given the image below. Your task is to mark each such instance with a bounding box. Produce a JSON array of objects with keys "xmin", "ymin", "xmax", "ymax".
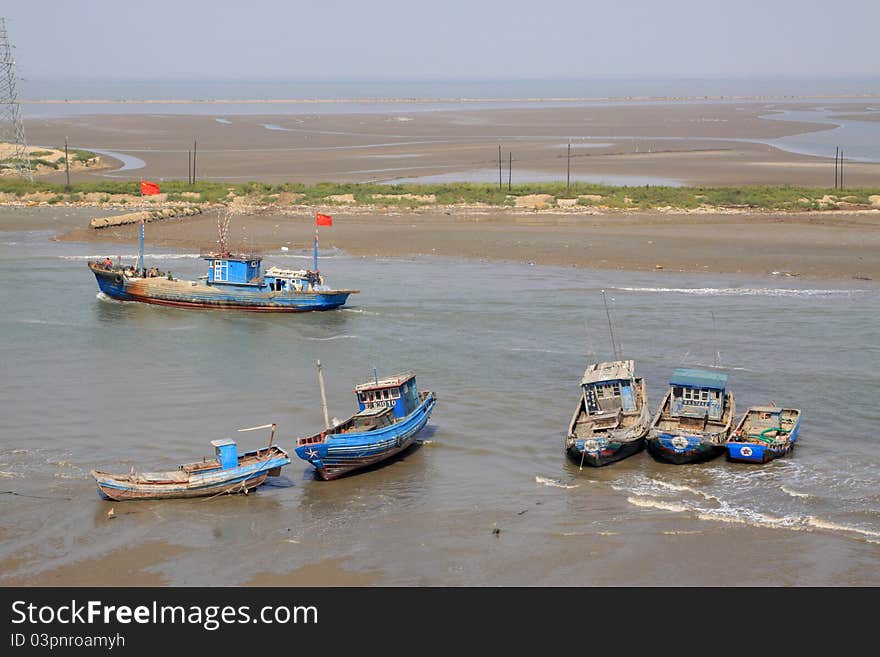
[
  {"xmin": 316, "ymin": 213, "xmax": 333, "ymax": 226},
  {"xmin": 140, "ymin": 180, "xmax": 160, "ymax": 195}
]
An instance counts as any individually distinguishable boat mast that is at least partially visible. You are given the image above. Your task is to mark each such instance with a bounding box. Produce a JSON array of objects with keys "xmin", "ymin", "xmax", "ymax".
[
  {"xmin": 316, "ymin": 360, "xmax": 331, "ymax": 430},
  {"xmin": 601, "ymin": 289, "xmax": 621, "ymax": 359},
  {"xmin": 136, "ymin": 219, "xmax": 145, "ymax": 273}
]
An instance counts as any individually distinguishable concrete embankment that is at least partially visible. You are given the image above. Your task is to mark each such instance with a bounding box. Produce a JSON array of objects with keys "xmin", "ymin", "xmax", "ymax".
[{"xmin": 89, "ymin": 206, "xmax": 202, "ymax": 229}]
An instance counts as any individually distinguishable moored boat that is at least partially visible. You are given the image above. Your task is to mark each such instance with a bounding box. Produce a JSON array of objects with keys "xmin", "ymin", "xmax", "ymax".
[
  {"xmin": 646, "ymin": 368, "xmax": 735, "ymax": 464},
  {"xmin": 726, "ymin": 405, "xmax": 801, "ymax": 463},
  {"xmin": 295, "ymin": 366, "xmax": 436, "ymax": 480},
  {"xmin": 91, "ymin": 425, "xmax": 290, "ymax": 500},
  {"xmin": 88, "ymin": 212, "xmax": 357, "ymax": 312},
  {"xmin": 565, "ymin": 360, "xmax": 650, "ymax": 467}
]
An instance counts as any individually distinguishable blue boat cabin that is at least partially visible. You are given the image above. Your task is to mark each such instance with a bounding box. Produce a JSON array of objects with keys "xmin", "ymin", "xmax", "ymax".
[
  {"xmin": 211, "ymin": 438, "xmax": 239, "ymax": 469},
  {"xmin": 668, "ymin": 368, "xmax": 727, "ymax": 420},
  {"xmin": 582, "ymin": 360, "xmax": 638, "ymax": 416},
  {"xmin": 355, "ymin": 372, "xmax": 420, "ymax": 420},
  {"xmin": 206, "ymin": 254, "xmax": 261, "ymax": 286}
]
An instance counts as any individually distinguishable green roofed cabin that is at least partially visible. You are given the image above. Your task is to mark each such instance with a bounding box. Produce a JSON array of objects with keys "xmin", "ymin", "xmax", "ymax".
[{"xmin": 668, "ymin": 368, "xmax": 728, "ymax": 421}]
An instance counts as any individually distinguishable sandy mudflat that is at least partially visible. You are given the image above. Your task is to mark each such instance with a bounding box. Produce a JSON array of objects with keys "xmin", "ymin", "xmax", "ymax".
[
  {"xmin": 23, "ymin": 100, "xmax": 880, "ymax": 187},
  {"xmin": 53, "ymin": 207, "xmax": 880, "ymax": 281}
]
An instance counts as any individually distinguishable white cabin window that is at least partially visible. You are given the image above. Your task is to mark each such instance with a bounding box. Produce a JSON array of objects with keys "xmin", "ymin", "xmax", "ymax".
[{"xmin": 701, "ymin": 390, "xmax": 709, "ymax": 401}]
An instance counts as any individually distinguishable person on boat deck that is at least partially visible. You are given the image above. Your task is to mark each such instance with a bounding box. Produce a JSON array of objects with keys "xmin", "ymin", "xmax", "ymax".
[
  {"xmin": 148, "ymin": 267, "xmax": 159, "ymax": 278},
  {"xmin": 103, "ymin": 257, "xmax": 113, "ymax": 269}
]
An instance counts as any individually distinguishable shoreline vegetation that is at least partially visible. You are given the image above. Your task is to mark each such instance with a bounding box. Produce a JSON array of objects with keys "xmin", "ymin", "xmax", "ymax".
[
  {"xmin": 2, "ymin": 179, "xmax": 880, "ymax": 213},
  {"xmin": 0, "ymin": 144, "xmax": 105, "ymax": 177}
]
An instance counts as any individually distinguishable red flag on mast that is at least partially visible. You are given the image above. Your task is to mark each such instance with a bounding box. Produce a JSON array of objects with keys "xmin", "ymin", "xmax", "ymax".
[{"xmin": 316, "ymin": 213, "xmax": 333, "ymax": 226}]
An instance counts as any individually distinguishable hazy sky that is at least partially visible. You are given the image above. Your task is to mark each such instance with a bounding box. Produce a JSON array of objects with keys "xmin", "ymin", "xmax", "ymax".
[{"xmin": 4, "ymin": 1, "xmax": 879, "ymax": 81}]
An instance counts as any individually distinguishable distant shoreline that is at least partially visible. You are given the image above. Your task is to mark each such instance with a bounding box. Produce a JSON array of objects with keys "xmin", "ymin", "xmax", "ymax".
[{"xmin": 21, "ymin": 93, "xmax": 880, "ymax": 105}]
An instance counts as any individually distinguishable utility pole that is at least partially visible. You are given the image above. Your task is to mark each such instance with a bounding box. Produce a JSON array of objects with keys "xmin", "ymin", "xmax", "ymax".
[
  {"xmin": 508, "ymin": 151, "xmax": 512, "ymax": 191},
  {"xmin": 834, "ymin": 146, "xmax": 840, "ymax": 189},
  {"xmin": 566, "ymin": 140, "xmax": 571, "ymax": 194},
  {"xmin": 498, "ymin": 145, "xmax": 502, "ymax": 190},
  {"xmin": 64, "ymin": 136, "xmax": 70, "ymax": 190},
  {"xmin": 840, "ymin": 149, "xmax": 844, "ymax": 190},
  {"xmin": 192, "ymin": 139, "xmax": 197, "ymax": 184},
  {"xmin": 188, "ymin": 149, "xmax": 192, "ymax": 185}
]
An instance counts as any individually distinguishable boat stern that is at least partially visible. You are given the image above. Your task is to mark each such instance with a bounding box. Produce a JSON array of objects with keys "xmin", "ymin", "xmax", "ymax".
[{"xmin": 726, "ymin": 442, "xmax": 769, "ymax": 463}]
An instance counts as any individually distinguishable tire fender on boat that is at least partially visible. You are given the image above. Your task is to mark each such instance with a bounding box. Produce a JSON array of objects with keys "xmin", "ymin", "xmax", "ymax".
[{"xmin": 114, "ymin": 274, "xmax": 123, "ymax": 284}]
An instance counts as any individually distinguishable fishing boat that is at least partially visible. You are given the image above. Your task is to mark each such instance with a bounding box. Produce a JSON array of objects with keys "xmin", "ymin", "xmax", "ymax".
[
  {"xmin": 565, "ymin": 360, "xmax": 651, "ymax": 467},
  {"xmin": 294, "ymin": 364, "xmax": 436, "ymax": 480},
  {"xmin": 726, "ymin": 405, "xmax": 801, "ymax": 464},
  {"xmin": 91, "ymin": 424, "xmax": 290, "ymax": 500},
  {"xmin": 88, "ymin": 212, "xmax": 358, "ymax": 312},
  {"xmin": 646, "ymin": 368, "xmax": 735, "ymax": 464}
]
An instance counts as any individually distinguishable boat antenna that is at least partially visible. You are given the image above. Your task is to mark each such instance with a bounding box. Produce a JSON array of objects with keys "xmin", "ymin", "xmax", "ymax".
[
  {"xmin": 316, "ymin": 360, "xmax": 331, "ymax": 430},
  {"xmin": 601, "ymin": 290, "xmax": 621, "ymax": 359},
  {"xmin": 136, "ymin": 219, "xmax": 145, "ymax": 273},
  {"xmin": 711, "ymin": 311, "xmax": 722, "ymax": 368},
  {"xmin": 373, "ymin": 366, "xmax": 379, "ymax": 385}
]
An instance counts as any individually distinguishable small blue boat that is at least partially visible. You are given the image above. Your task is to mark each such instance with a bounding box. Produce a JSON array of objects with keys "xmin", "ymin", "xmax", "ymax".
[
  {"xmin": 646, "ymin": 368, "xmax": 736, "ymax": 464},
  {"xmin": 295, "ymin": 369, "xmax": 436, "ymax": 480},
  {"xmin": 91, "ymin": 428, "xmax": 290, "ymax": 500},
  {"xmin": 726, "ymin": 405, "xmax": 801, "ymax": 463},
  {"xmin": 88, "ymin": 217, "xmax": 357, "ymax": 312},
  {"xmin": 565, "ymin": 360, "xmax": 651, "ymax": 467}
]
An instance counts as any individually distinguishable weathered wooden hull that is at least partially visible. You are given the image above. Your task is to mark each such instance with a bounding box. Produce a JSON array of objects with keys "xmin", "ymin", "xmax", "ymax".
[
  {"xmin": 90, "ymin": 263, "xmax": 356, "ymax": 312},
  {"xmin": 566, "ymin": 435, "xmax": 645, "ymax": 467},
  {"xmin": 91, "ymin": 446, "xmax": 290, "ymax": 501},
  {"xmin": 94, "ymin": 472, "xmax": 268, "ymax": 501},
  {"xmin": 295, "ymin": 392, "xmax": 436, "ymax": 480}
]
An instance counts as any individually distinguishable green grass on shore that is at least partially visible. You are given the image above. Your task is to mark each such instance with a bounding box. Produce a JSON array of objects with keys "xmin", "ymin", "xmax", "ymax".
[{"xmin": 0, "ymin": 179, "xmax": 878, "ymax": 211}]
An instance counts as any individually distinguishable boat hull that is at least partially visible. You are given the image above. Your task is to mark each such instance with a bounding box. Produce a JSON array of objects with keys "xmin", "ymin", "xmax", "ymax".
[
  {"xmin": 90, "ymin": 263, "xmax": 356, "ymax": 312},
  {"xmin": 94, "ymin": 472, "xmax": 268, "ymax": 501},
  {"xmin": 646, "ymin": 433, "xmax": 727, "ymax": 464},
  {"xmin": 295, "ymin": 393, "xmax": 436, "ymax": 480},
  {"xmin": 91, "ymin": 447, "xmax": 290, "ymax": 501},
  {"xmin": 566, "ymin": 436, "xmax": 645, "ymax": 467},
  {"xmin": 726, "ymin": 409, "xmax": 800, "ymax": 464}
]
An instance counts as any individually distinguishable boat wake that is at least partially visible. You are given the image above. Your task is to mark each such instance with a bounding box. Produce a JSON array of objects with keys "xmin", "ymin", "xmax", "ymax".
[
  {"xmin": 535, "ymin": 475, "xmax": 579, "ymax": 489},
  {"xmin": 614, "ymin": 287, "xmax": 868, "ymax": 298},
  {"xmin": 96, "ymin": 292, "xmax": 121, "ymax": 303},
  {"xmin": 303, "ymin": 334, "xmax": 360, "ymax": 341},
  {"xmin": 781, "ymin": 486, "xmax": 812, "ymax": 498},
  {"xmin": 61, "ymin": 253, "xmax": 202, "ymax": 260}
]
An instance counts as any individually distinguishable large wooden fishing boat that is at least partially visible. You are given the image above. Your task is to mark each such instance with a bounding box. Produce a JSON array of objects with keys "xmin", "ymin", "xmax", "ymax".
[
  {"xmin": 726, "ymin": 405, "xmax": 801, "ymax": 464},
  {"xmin": 88, "ymin": 213, "xmax": 357, "ymax": 312},
  {"xmin": 91, "ymin": 425, "xmax": 290, "ymax": 500},
  {"xmin": 565, "ymin": 360, "xmax": 650, "ymax": 467},
  {"xmin": 295, "ymin": 367, "xmax": 436, "ymax": 480},
  {"xmin": 646, "ymin": 368, "xmax": 735, "ymax": 464}
]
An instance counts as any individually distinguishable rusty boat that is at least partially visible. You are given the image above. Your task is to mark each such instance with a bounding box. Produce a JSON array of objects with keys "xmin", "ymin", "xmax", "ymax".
[
  {"xmin": 88, "ymin": 219, "xmax": 357, "ymax": 312},
  {"xmin": 565, "ymin": 360, "xmax": 651, "ymax": 467},
  {"xmin": 646, "ymin": 368, "xmax": 736, "ymax": 464},
  {"xmin": 91, "ymin": 425, "xmax": 290, "ymax": 500},
  {"xmin": 295, "ymin": 365, "xmax": 436, "ymax": 480}
]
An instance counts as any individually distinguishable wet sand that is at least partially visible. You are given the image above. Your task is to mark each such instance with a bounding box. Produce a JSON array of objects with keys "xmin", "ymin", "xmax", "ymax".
[
  {"xmin": 55, "ymin": 208, "xmax": 880, "ymax": 281},
  {"xmin": 24, "ymin": 100, "xmax": 880, "ymax": 187}
]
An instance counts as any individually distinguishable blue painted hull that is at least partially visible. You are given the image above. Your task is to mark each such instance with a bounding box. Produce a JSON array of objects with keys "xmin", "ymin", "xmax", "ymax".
[
  {"xmin": 295, "ymin": 393, "xmax": 436, "ymax": 480},
  {"xmin": 90, "ymin": 263, "xmax": 356, "ymax": 312},
  {"xmin": 646, "ymin": 433, "xmax": 726, "ymax": 464},
  {"xmin": 727, "ymin": 410, "xmax": 801, "ymax": 464},
  {"xmin": 566, "ymin": 436, "xmax": 645, "ymax": 467}
]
